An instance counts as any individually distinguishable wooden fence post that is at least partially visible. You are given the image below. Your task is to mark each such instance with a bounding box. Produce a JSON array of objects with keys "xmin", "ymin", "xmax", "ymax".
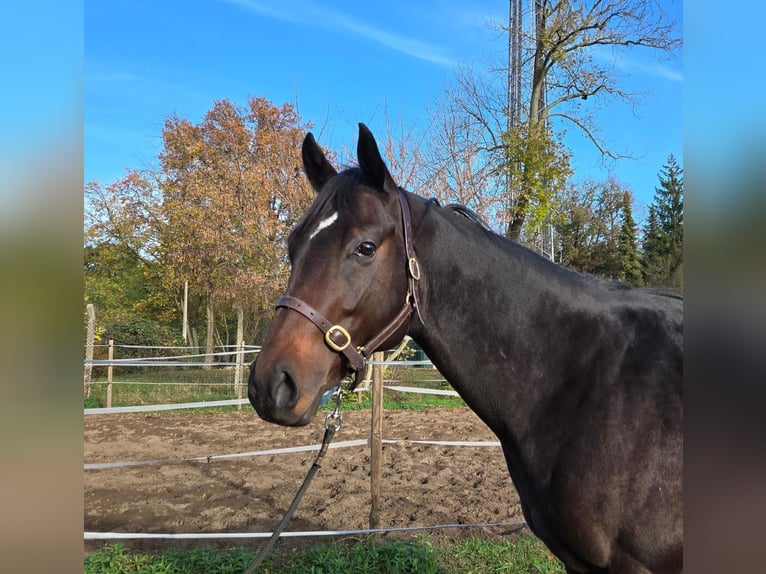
[
  {"xmin": 369, "ymin": 351, "xmax": 384, "ymax": 535},
  {"xmin": 235, "ymin": 339, "xmax": 245, "ymax": 411},
  {"xmin": 84, "ymin": 303, "xmax": 96, "ymax": 397},
  {"xmin": 233, "ymin": 306, "xmax": 244, "ymax": 394},
  {"xmin": 106, "ymin": 339, "xmax": 114, "ymax": 409}
]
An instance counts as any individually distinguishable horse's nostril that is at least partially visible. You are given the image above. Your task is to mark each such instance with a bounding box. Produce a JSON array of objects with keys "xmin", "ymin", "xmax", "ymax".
[{"xmin": 272, "ymin": 370, "xmax": 299, "ymax": 410}]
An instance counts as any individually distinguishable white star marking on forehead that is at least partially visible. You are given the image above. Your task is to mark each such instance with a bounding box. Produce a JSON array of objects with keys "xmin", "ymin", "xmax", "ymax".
[{"xmin": 308, "ymin": 212, "xmax": 339, "ymax": 241}]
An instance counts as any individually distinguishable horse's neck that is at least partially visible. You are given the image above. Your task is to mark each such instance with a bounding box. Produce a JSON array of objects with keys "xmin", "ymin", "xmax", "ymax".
[{"xmin": 408, "ymin": 207, "xmax": 584, "ymax": 438}]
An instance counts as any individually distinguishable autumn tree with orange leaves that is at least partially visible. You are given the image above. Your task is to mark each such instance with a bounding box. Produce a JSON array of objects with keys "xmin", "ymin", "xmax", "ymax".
[{"xmin": 158, "ymin": 97, "xmax": 314, "ymax": 356}]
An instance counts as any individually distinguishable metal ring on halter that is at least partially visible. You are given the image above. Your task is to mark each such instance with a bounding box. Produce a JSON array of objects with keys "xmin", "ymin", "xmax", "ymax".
[
  {"xmin": 324, "ymin": 390, "xmax": 344, "ymax": 431},
  {"xmin": 325, "ymin": 410, "xmax": 343, "ymax": 431},
  {"xmin": 408, "ymin": 257, "xmax": 421, "ymax": 280}
]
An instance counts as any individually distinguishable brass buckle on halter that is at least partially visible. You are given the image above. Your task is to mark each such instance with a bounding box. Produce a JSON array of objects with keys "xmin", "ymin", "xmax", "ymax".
[
  {"xmin": 408, "ymin": 257, "xmax": 421, "ymax": 280},
  {"xmin": 325, "ymin": 325, "xmax": 351, "ymax": 352}
]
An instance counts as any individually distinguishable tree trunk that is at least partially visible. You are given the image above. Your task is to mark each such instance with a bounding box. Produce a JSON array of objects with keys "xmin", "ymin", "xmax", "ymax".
[
  {"xmin": 204, "ymin": 292, "xmax": 215, "ymax": 370},
  {"xmin": 506, "ymin": 170, "xmax": 530, "ymax": 241},
  {"xmin": 190, "ymin": 326, "xmax": 199, "ymax": 353},
  {"xmin": 530, "ymin": 0, "xmax": 546, "ymax": 125}
]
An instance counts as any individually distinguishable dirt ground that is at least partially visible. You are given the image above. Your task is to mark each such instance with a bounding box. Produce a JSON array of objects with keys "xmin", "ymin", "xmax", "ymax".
[{"xmin": 84, "ymin": 407, "xmax": 525, "ymax": 554}]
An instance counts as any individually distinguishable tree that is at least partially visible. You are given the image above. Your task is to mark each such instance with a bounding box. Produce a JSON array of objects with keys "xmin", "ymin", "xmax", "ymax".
[
  {"xmin": 85, "ymin": 170, "xmax": 163, "ymax": 264},
  {"xmin": 617, "ymin": 190, "xmax": 643, "ymax": 286},
  {"xmin": 430, "ymin": 0, "xmax": 681, "ymax": 241},
  {"xmin": 84, "ymin": 171, "xmax": 177, "ymax": 339},
  {"xmin": 555, "ymin": 177, "xmax": 634, "ymax": 280},
  {"xmin": 642, "ymin": 153, "xmax": 683, "ymax": 290},
  {"xmin": 507, "ymin": 0, "xmax": 681, "ymax": 238},
  {"xmin": 504, "ymin": 121, "xmax": 571, "ymax": 240},
  {"xmin": 84, "ymin": 242, "xmax": 172, "ymax": 327},
  {"xmin": 158, "ymin": 96, "xmax": 314, "ymax": 357},
  {"xmin": 424, "ymin": 66, "xmax": 513, "ymax": 228},
  {"xmin": 373, "ymin": 110, "xmax": 427, "ymax": 192}
]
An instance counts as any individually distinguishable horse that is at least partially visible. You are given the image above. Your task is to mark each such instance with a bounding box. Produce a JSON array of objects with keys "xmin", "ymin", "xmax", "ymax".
[{"xmin": 248, "ymin": 124, "xmax": 683, "ymax": 573}]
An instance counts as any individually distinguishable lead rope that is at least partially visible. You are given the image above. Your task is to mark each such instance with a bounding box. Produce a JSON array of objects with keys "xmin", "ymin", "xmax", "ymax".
[{"xmin": 242, "ymin": 390, "xmax": 345, "ymax": 574}]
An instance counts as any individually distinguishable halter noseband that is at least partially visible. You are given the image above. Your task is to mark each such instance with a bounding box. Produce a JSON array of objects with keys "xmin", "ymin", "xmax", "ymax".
[{"xmin": 275, "ymin": 189, "xmax": 421, "ymax": 391}]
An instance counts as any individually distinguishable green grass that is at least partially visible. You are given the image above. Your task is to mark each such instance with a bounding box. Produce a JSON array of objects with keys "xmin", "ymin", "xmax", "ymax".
[
  {"xmin": 84, "ymin": 365, "xmax": 467, "ymax": 411},
  {"xmin": 85, "ymin": 367, "xmax": 251, "ymax": 410},
  {"xmin": 437, "ymin": 537, "xmax": 566, "ymax": 573},
  {"xmin": 85, "ymin": 535, "xmax": 565, "ymax": 573}
]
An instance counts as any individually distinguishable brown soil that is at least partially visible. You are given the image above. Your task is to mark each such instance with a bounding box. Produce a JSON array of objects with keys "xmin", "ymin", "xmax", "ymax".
[{"xmin": 84, "ymin": 407, "xmax": 524, "ymax": 554}]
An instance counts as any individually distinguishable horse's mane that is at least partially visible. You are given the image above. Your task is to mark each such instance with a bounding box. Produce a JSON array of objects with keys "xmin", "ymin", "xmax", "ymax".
[
  {"xmin": 439, "ymin": 201, "xmax": 683, "ymax": 301},
  {"xmin": 444, "ymin": 203, "xmax": 491, "ymax": 230},
  {"xmin": 441, "ymin": 202, "xmax": 511, "ymax": 249}
]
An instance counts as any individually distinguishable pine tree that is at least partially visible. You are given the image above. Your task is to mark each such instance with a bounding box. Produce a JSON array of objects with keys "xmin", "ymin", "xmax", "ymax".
[
  {"xmin": 642, "ymin": 154, "xmax": 683, "ymax": 291},
  {"xmin": 617, "ymin": 191, "xmax": 643, "ymax": 286},
  {"xmin": 642, "ymin": 206, "xmax": 665, "ymax": 286}
]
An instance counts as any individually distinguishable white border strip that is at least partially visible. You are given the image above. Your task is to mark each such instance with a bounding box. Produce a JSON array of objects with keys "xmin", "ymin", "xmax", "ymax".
[
  {"xmin": 85, "ymin": 438, "xmax": 500, "ymax": 470},
  {"xmin": 85, "ymin": 521, "xmax": 526, "ymax": 540},
  {"xmin": 387, "ymin": 439, "xmax": 501, "ymax": 448},
  {"xmin": 368, "ymin": 360, "xmax": 434, "ymax": 366},
  {"xmin": 85, "ymin": 439, "xmax": 371, "ymax": 470},
  {"xmin": 85, "ymin": 384, "xmax": 461, "ymax": 415},
  {"xmin": 384, "ymin": 385, "xmax": 459, "ymax": 396},
  {"xmin": 85, "ymin": 399, "xmax": 250, "ymax": 415}
]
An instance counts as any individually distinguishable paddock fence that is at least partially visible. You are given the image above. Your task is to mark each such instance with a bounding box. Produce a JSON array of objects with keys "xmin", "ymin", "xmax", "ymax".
[
  {"xmin": 83, "ymin": 342, "xmax": 526, "ymax": 542},
  {"xmin": 84, "ymin": 340, "xmax": 260, "ymax": 410}
]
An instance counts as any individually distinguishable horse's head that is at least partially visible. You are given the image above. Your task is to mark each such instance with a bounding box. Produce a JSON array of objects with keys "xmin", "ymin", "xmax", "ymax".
[{"xmin": 248, "ymin": 124, "xmax": 417, "ymax": 426}]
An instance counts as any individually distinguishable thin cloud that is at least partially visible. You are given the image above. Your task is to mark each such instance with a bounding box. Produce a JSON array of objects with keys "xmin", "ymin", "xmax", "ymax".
[
  {"xmin": 635, "ymin": 61, "xmax": 683, "ymax": 82},
  {"xmin": 592, "ymin": 47, "xmax": 683, "ymax": 82},
  {"xmin": 91, "ymin": 71, "xmax": 140, "ymax": 83},
  {"xmin": 614, "ymin": 53, "xmax": 683, "ymax": 82},
  {"xmin": 223, "ymin": 0, "xmax": 455, "ymax": 66},
  {"xmin": 85, "ymin": 67, "xmax": 142, "ymax": 89}
]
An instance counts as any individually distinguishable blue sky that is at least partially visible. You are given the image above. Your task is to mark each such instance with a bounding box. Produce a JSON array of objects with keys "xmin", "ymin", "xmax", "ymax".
[{"xmin": 85, "ymin": 0, "xmax": 682, "ymax": 215}]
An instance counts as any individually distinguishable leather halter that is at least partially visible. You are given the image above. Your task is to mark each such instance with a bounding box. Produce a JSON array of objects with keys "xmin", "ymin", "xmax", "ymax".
[{"xmin": 275, "ymin": 189, "xmax": 421, "ymax": 391}]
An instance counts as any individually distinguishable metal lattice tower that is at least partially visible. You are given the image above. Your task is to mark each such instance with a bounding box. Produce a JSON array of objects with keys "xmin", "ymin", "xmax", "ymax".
[
  {"xmin": 507, "ymin": 0, "xmax": 524, "ymax": 135},
  {"xmin": 505, "ymin": 0, "xmax": 525, "ymax": 238},
  {"xmin": 507, "ymin": 0, "xmax": 555, "ymax": 258}
]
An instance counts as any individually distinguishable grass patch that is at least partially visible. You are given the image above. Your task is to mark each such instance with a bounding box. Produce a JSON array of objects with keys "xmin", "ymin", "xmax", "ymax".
[
  {"xmin": 335, "ymin": 391, "xmax": 465, "ymax": 412},
  {"xmin": 85, "ymin": 535, "xmax": 564, "ymax": 573},
  {"xmin": 437, "ymin": 536, "xmax": 566, "ymax": 573},
  {"xmin": 85, "ymin": 367, "xmax": 247, "ymax": 410},
  {"xmin": 84, "ymin": 544, "xmax": 252, "ymax": 574}
]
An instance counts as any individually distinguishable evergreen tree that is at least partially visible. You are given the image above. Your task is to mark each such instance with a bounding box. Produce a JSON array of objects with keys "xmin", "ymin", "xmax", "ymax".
[
  {"xmin": 642, "ymin": 154, "xmax": 684, "ymax": 291},
  {"xmin": 641, "ymin": 206, "xmax": 665, "ymax": 286},
  {"xmin": 617, "ymin": 191, "xmax": 643, "ymax": 286}
]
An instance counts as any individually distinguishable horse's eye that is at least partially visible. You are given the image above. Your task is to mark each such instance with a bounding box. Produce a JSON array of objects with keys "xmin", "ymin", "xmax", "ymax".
[{"xmin": 355, "ymin": 241, "xmax": 377, "ymax": 258}]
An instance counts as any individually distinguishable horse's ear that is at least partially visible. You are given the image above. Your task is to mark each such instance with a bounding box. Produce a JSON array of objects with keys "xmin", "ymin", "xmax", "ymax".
[
  {"xmin": 357, "ymin": 123, "xmax": 398, "ymax": 197},
  {"xmin": 302, "ymin": 132, "xmax": 337, "ymax": 192}
]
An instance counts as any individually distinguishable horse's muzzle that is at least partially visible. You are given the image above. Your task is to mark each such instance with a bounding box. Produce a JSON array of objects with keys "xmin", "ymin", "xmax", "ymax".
[{"xmin": 248, "ymin": 360, "xmax": 312, "ymax": 426}]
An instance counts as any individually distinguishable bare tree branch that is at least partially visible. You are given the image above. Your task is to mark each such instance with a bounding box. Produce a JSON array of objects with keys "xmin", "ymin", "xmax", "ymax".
[{"xmin": 429, "ymin": 0, "xmax": 680, "ymax": 240}]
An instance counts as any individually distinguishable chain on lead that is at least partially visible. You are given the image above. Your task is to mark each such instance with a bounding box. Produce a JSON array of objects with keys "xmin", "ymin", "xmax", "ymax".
[{"xmin": 324, "ymin": 384, "xmax": 345, "ymax": 432}]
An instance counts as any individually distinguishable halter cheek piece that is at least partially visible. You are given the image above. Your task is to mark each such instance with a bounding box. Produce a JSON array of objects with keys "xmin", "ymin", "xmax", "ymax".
[{"xmin": 275, "ymin": 189, "xmax": 421, "ymax": 391}]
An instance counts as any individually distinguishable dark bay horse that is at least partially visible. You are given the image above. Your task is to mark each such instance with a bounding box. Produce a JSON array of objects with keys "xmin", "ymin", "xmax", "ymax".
[{"xmin": 249, "ymin": 124, "xmax": 683, "ymax": 573}]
